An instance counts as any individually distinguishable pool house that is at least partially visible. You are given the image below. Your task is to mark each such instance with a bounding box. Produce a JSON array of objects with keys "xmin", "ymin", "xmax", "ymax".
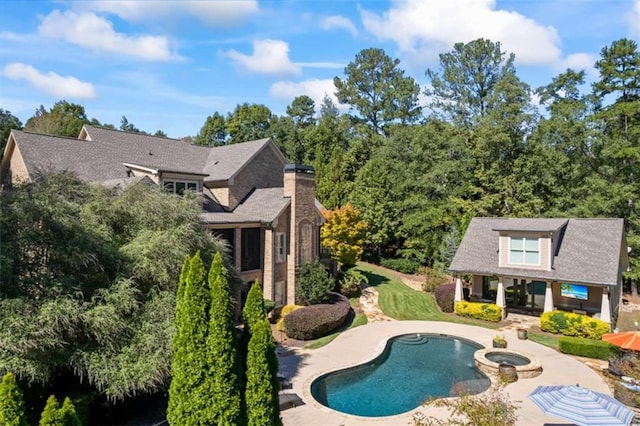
[{"xmin": 448, "ymin": 218, "xmax": 629, "ymax": 326}]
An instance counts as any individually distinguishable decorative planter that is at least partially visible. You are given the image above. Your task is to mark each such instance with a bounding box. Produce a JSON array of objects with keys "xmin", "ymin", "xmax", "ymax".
[
  {"xmin": 517, "ymin": 328, "xmax": 528, "ymax": 340},
  {"xmin": 498, "ymin": 363, "xmax": 518, "ymax": 383},
  {"xmin": 493, "ymin": 340, "xmax": 507, "ymax": 348}
]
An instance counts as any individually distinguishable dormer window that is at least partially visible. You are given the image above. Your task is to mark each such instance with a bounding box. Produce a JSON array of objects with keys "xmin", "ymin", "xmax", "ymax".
[
  {"xmin": 164, "ymin": 180, "xmax": 198, "ymax": 195},
  {"xmin": 509, "ymin": 236, "xmax": 540, "ymax": 265}
]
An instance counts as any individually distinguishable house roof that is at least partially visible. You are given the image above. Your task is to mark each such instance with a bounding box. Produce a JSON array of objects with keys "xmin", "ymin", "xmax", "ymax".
[
  {"xmin": 9, "ymin": 126, "xmax": 279, "ymax": 183},
  {"xmin": 200, "ymin": 187, "xmax": 290, "ymax": 224},
  {"xmin": 449, "ymin": 217, "xmax": 627, "ymax": 286}
]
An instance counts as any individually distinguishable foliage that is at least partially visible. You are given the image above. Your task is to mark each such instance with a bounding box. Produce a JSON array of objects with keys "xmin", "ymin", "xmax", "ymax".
[
  {"xmin": 434, "ymin": 283, "xmax": 455, "ymax": 313},
  {"xmin": 413, "ymin": 386, "xmax": 519, "ymax": 426},
  {"xmin": 243, "ymin": 281, "xmax": 266, "ymax": 328},
  {"xmin": 295, "ymin": 260, "xmax": 335, "ymax": 305},
  {"xmin": 421, "ymin": 268, "xmax": 449, "ymax": 293},
  {"xmin": 380, "ymin": 258, "xmax": 421, "ymax": 274},
  {"xmin": 0, "ymin": 175, "xmax": 225, "ymax": 401},
  {"xmin": 454, "ymin": 301, "xmax": 502, "ymax": 322},
  {"xmin": 263, "ymin": 300, "xmax": 276, "ymax": 314},
  {"xmin": 276, "ymin": 305, "xmax": 303, "ymax": 332},
  {"xmin": 540, "ymin": 311, "xmax": 611, "ymax": 339},
  {"xmin": 337, "ymin": 268, "xmax": 367, "ymax": 298},
  {"xmin": 0, "ymin": 108, "xmax": 22, "ymax": 154},
  {"xmin": 195, "ymin": 112, "xmax": 227, "ymax": 146},
  {"xmin": 558, "ymin": 336, "xmax": 621, "ymax": 360},
  {"xmin": 39, "ymin": 395, "xmax": 80, "ymax": 426},
  {"xmin": 225, "ymin": 102, "xmax": 275, "ymax": 144},
  {"xmin": 284, "ymin": 293, "xmax": 351, "ymax": 340},
  {"xmin": 492, "ymin": 334, "xmax": 507, "ymax": 346},
  {"xmin": 24, "ymin": 100, "xmax": 89, "ymax": 137},
  {"xmin": 0, "ymin": 372, "xmax": 27, "ymax": 426},
  {"xmin": 321, "ymin": 204, "xmax": 367, "ymax": 268},
  {"xmin": 59, "ymin": 397, "xmax": 81, "ymax": 426},
  {"xmin": 245, "ymin": 318, "xmax": 281, "ymax": 426}
]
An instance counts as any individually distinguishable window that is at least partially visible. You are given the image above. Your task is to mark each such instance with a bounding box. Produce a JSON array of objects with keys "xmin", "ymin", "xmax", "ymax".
[
  {"xmin": 275, "ymin": 232, "xmax": 286, "ymax": 263},
  {"xmin": 241, "ymin": 228, "xmax": 261, "ymax": 271},
  {"xmin": 509, "ymin": 236, "xmax": 540, "ymax": 265},
  {"xmin": 163, "ymin": 180, "xmax": 198, "ymax": 195}
]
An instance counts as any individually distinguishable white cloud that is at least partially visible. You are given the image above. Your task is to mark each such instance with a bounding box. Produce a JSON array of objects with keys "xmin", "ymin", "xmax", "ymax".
[
  {"xmin": 320, "ymin": 15, "xmax": 358, "ymax": 37},
  {"xmin": 38, "ymin": 10, "xmax": 174, "ymax": 61},
  {"xmin": 223, "ymin": 39, "xmax": 301, "ymax": 75},
  {"xmin": 360, "ymin": 0, "xmax": 561, "ymax": 65},
  {"xmin": 72, "ymin": 0, "xmax": 259, "ymax": 26},
  {"xmin": 555, "ymin": 53, "xmax": 598, "ymax": 79},
  {"xmin": 269, "ymin": 79, "xmax": 347, "ymax": 111},
  {"xmin": 296, "ymin": 62, "xmax": 346, "ymax": 69},
  {"xmin": 1, "ymin": 63, "xmax": 96, "ymax": 98},
  {"xmin": 629, "ymin": 1, "xmax": 640, "ymax": 39}
]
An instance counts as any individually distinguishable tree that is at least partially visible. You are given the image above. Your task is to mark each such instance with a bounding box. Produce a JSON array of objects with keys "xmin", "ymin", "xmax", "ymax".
[
  {"xmin": 334, "ymin": 48, "xmax": 421, "ymax": 134},
  {"xmin": 320, "ymin": 203, "xmax": 367, "ymax": 268},
  {"xmin": 153, "ymin": 130, "xmax": 168, "ymax": 138},
  {"xmin": 205, "ymin": 252, "xmax": 243, "ymax": 425},
  {"xmin": 245, "ymin": 319, "xmax": 281, "ymax": 426},
  {"xmin": 295, "ymin": 260, "xmax": 334, "ymax": 305},
  {"xmin": 24, "ymin": 100, "xmax": 89, "ymax": 137},
  {"xmin": 195, "ymin": 112, "xmax": 227, "ymax": 146},
  {"xmin": 0, "ymin": 372, "xmax": 27, "ymax": 426},
  {"xmin": 226, "ymin": 103, "xmax": 275, "ymax": 144},
  {"xmin": 425, "ymin": 38, "xmax": 516, "ymax": 126},
  {"xmin": 243, "ymin": 281, "xmax": 266, "ymax": 328},
  {"xmin": 119, "ymin": 116, "xmax": 145, "ymax": 134},
  {"xmin": 0, "ymin": 109, "xmax": 23, "ymax": 154},
  {"xmin": 286, "ymin": 95, "xmax": 316, "ymax": 128},
  {"xmin": 39, "ymin": 395, "xmax": 61, "ymax": 426},
  {"xmin": 58, "ymin": 398, "xmax": 80, "ymax": 426}
]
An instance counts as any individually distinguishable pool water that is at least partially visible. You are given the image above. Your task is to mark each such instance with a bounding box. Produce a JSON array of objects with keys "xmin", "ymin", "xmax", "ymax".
[
  {"xmin": 485, "ymin": 351, "xmax": 531, "ymax": 366},
  {"xmin": 310, "ymin": 334, "xmax": 490, "ymax": 417}
]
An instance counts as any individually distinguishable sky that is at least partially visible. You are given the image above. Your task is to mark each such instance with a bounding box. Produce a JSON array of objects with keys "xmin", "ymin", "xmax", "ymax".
[{"xmin": 1, "ymin": 0, "xmax": 639, "ymax": 139}]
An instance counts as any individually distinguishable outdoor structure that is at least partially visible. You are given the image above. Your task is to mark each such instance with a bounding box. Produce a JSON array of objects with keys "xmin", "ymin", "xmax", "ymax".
[
  {"xmin": 449, "ymin": 218, "xmax": 629, "ymax": 325},
  {"xmin": 0, "ymin": 126, "xmax": 325, "ymax": 306}
]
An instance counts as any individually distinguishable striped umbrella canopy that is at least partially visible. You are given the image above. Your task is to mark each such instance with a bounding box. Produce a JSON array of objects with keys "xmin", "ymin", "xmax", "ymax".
[
  {"xmin": 602, "ymin": 332, "xmax": 640, "ymax": 351},
  {"xmin": 529, "ymin": 385, "xmax": 634, "ymax": 426}
]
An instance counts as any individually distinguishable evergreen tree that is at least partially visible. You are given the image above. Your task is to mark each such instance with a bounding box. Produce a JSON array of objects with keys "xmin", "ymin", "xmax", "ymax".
[
  {"xmin": 0, "ymin": 372, "xmax": 27, "ymax": 426},
  {"xmin": 245, "ymin": 318, "xmax": 281, "ymax": 426},
  {"xmin": 206, "ymin": 252, "xmax": 242, "ymax": 425},
  {"xmin": 39, "ymin": 395, "xmax": 60, "ymax": 425},
  {"xmin": 243, "ymin": 281, "xmax": 266, "ymax": 330},
  {"xmin": 59, "ymin": 397, "xmax": 81, "ymax": 426}
]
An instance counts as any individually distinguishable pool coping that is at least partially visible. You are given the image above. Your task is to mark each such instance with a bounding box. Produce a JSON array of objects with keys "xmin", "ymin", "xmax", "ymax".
[{"xmin": 280, "ymin": 321, "xmax": 613, "ymax": 425}]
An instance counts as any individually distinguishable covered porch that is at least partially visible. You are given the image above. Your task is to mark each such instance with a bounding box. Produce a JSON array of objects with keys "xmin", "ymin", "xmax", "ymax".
[{"xmin": 454, "ymin": 274, "xmax": 615, "ymax": 324}]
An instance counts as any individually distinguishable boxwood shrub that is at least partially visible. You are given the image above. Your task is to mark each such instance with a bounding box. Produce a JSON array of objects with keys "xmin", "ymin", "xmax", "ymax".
[
  {"xmin": 283, "ymin": 293, "xmax": 351, "ymax": 340},
  {"xmin": 558, "ymin": 336, "xmax": 621, "ymax": 360},
  {"xmin": 434, "ymin": 283, "xmax": 455, "ymax": 313},
  {"xmin": 454, "ymin": 301, "xmax": 502, "ymax": 322},
  {"xmin": 540, "ymin": 310, "xmax": 610, "ymax": 339},
  {"xmin": 380, "ymin": 258, "xmax": 421, "ymax": 274}
]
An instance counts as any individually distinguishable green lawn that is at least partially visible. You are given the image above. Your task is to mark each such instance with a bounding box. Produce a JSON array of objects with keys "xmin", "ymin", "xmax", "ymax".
[{"xmin": 304, "ymin": 312, "xmax": 368, "ymax": 349}]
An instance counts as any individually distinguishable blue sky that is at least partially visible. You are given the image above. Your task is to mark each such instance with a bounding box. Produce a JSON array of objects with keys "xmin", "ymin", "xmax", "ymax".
[{"xmin": 1, "ymin": 0, "xmax": 639, "ymax": 138}]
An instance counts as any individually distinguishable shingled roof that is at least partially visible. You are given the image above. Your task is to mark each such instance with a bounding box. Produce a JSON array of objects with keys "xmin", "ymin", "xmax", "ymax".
[
  {"xmin": 449, "ymin": 217, "xmax": 627, "ymax": 286},
  {"xmin": 8, "ymin": 126, "xmax": 278, "ymax": 183},
  {"xmin": 200, "ymin": 187, "xmax": 290, "ymax": 224}
]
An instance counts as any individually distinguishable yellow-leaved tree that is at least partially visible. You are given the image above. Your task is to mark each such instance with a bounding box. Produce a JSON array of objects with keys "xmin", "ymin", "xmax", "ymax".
[{"xmin": 321, "ymin": 203, "xmax": 367, "ymax": 269}]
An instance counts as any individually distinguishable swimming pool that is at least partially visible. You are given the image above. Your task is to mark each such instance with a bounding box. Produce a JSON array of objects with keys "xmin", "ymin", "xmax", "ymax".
[{"xmin": 310, "ymin": 333, "xmax": 491, "ymax": 417}]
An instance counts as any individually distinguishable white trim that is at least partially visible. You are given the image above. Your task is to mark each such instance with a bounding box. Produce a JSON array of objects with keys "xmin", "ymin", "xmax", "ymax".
[
  {"xmin": 508, "ymin": 236, "xmax": 541, "ymax": 266},
  {"xmin": 275, "ymin": 232, "xmax": 286, "ymax": 264}
]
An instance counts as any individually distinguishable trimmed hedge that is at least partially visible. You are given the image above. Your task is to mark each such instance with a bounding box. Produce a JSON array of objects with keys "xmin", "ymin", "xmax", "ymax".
[
  {"xmin": 434, "ymin": 283, "xmax": 455, "ymax": 313},
  {"xmin": 276, "ymin": 305, "xmax": 303, "ymax": 332},
  {"xmin": 558, "ymin": 336, "xmax": 621, "ymax": 360},
  {"xmin": 380, "ymin": 258, "xmax": 421, "ymax": 274},
  {"xmin": 540, "ymin": 310, "xmax": 610, "ymax": 339},
  {"xmin": 454, "ymin": 301, "xmax": 502, "ymax": 322},
  {"xmin": 283, "ymin": 293, "xmax": 351, "ymax": 340}
]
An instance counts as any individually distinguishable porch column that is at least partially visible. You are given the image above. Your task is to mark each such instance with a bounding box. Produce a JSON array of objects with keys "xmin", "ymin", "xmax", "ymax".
[
  {"xmin": 263, "ymin": 229, "xmax": 274, "ymax": 301},
  {"xmin": 600, "ymin": 287, "xmax": 611, "ymax": 324},
  {"xmin": 454, "ymin": 276, "xmax": 463, "ymax": 302},
  {"xmin": 496, "ymin": 277, "xmax": 506, "ymax": 319},
  {"xmin": 543, "ymin": 281, "xmax": 554, "ymax": 313}
]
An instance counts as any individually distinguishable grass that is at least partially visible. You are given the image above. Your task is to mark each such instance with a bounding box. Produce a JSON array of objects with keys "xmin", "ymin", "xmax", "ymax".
[
  {"xmin": 527, "ymin": 331, "xmax": 560, "ymax": 349},
  {"xmin": 304, "ymin": 312, "xmax": 368, "ymax": 349}
]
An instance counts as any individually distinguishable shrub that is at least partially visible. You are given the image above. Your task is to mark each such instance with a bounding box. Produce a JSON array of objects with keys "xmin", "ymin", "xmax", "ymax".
[
  {"xmin": 540, "ymin": 311, "xmax": 610, "ymax": 339},
  {"xmin": 434, "ymin": 283, "xmax": 455, "ymax": 313},
  {"xmin": 276, "ymin": 305, "xmax": 303, "ymax": 332},
  {"xmin": 421, "ymin": 268, "xmax": 449, "ymax": 293},
  {"xmin": 338, "ymin": 268, "xmax": 367, "ymax": 298},
  {"xmin": 283, "ymin": 293, "xmax": 351, "ymax": 340},
  {"xmin": 454, "ymin": 301, "xmax": 502, "ymax": 322},
  {"xmin": 558, "ymin": 336, "xmax": 621, "ymax": 360},
  {"xmin": 263, "ymin": 300, "xmax": 276, "ymax": 314},
  {"xmin": 0, "ymin": 372, "xmax": 27, "ymax": 426},
  {"xmin": 380, "ymin": 258, "xmax": 421, "ymax": 274},
  {"xmin": 296, "ymin": 260, "xmax": 334, "ymax": 305}
]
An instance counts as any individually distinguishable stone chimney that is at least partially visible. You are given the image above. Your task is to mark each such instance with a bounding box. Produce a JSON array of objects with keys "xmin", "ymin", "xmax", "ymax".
[{"xmin": 283, "ymin": 164, "xmax": 317, "ymax": 304}]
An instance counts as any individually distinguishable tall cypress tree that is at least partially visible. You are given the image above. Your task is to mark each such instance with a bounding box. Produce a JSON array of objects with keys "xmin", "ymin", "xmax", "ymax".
[
  {"xmin": 59, "ymin": 397, "xmax": 81, "ymax": 426},
  {"xmin": 243, "ymin": 281, "xmax": 265, "ymax": 331},
  {"xmin": 0, "ymin": 372, "xmax": 27, "ymax": 426},
  {"xmin": 206, "ymin": 252, "xmax": 242, "ymax": 425},
  {"xmin": 168, "ymin": 252, "xmax": 212, "ymax": 425},
  {"xmin": 245, "ymin": 318, "xmax": 282, "ymax": 426}
]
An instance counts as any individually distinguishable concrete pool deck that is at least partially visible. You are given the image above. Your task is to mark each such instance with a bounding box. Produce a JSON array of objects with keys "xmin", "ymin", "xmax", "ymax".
[{"xmin": 278, "ymin": 321, "xmax": 614, "ymax": 425}]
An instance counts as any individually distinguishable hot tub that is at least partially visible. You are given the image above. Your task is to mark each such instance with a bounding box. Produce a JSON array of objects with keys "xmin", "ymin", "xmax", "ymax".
[{"xmin": 474, "ymin": 348, "xmax": 542, "ymax": 379}]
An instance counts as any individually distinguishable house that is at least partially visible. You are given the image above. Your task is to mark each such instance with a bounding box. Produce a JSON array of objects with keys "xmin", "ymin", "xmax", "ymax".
[
  {"xmin": 448, "ymin": 217, "xmax": 629, "ymax": 325},
  {"xmin": 0, "ymin": 125, "xmax": 325, "ymax": 307}
]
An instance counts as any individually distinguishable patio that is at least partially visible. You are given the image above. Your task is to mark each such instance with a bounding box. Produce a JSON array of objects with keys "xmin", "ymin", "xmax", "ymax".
[{"xmin": 278, "ymin": 321, "xmax": 615, "ymax": 425}]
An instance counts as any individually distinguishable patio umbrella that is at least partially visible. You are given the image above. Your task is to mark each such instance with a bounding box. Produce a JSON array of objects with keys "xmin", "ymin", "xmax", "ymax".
[
  {"xmin": 528, "ymin": 384, "xmax": 634, "ymax": 426},
  {"xmin": 602, "ymin": 331, "xmax": 640, "ymax": 351}
]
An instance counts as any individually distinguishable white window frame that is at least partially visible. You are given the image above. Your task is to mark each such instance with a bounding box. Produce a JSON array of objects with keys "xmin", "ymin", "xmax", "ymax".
[
  {"xmin": 508, "ymin": 236, "xmax": 540, "ymax": 266},
  {"xmin": 163, "ymin": 180, "xmax": 199, "ymax": 195},
  {"xmin": 275, "ymin": 232, "xmax": 286, "ymax": 264}
]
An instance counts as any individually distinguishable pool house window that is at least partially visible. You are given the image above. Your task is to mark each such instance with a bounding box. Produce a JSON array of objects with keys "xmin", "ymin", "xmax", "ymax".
[
  {"xmin": 164, "ymin": 180, "xmax": 198, "ymax": 195},
  {"xmin": 509, "ymin": 236, "xmax": 540, "ymax": 265}
]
